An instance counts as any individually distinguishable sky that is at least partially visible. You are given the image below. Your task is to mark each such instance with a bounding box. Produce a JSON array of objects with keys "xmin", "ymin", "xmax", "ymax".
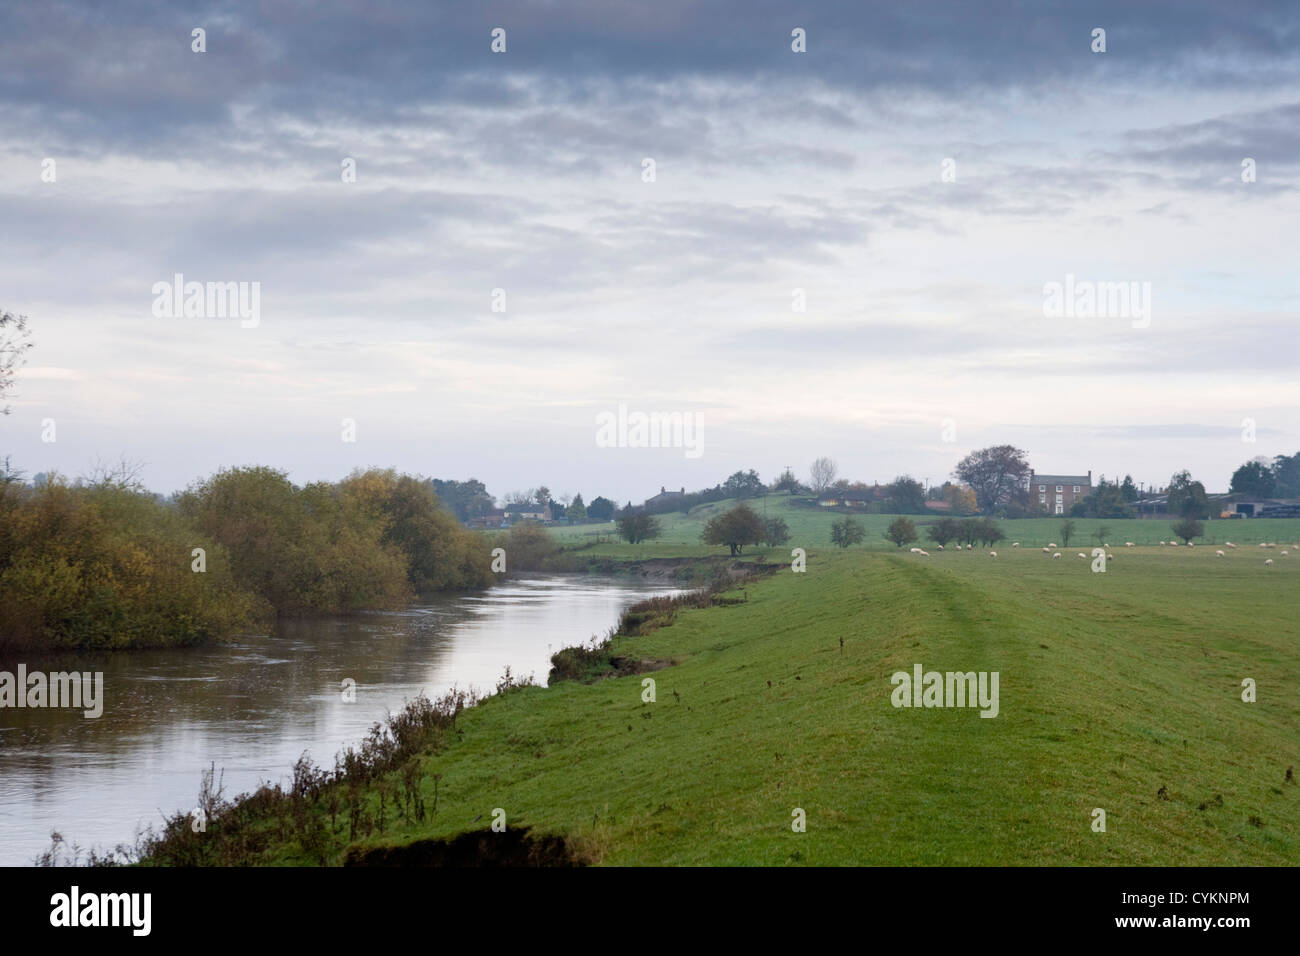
[{"xmin": 1, "ymin": 0, "xmax": 1297, "ymax": 504}]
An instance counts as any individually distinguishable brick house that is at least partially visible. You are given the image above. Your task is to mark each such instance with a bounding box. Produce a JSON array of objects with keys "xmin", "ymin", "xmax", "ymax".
[
  {"xmin": 1029, "ymin": 471, "xmax": 1092, "ymax": 515},
  {"xmin": 644, "ymin": 486, "xmax": 686, "ymax": 508}
]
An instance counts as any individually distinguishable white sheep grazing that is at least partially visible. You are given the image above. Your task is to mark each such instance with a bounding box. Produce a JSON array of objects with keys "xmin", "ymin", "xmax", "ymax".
[
  {"xmin": 1225, "ymin": 542, "xmax": 1236, "ymax": 548},
  {"xmin": 1265, "ymin": 558, "xmax": 1273, "ymax": 566},
  {"xmin": 910, "ymin": 547, "xmax": 921, "ymax": 553},
  {"xmin": 1160, "ymin": 541, "xmax": 1167, "ymax": 546},
  {"xmin": 936, "ymin": 544, "xmax": 944, "ymax": 550},
  {"xmin": 1282, "ymin": 550, "xmax": 1289, "ymax": 557},
  {"xmin": 1106, "ymin": 553, "xmax": 1114, "ymax": 560},
  {"xmin": 1077, "ymin": 552, "xmax": 1086, "ymax": 559},
  {"xmin": 1042, "ymin": 547, "xmax": 1050, "ymax": 553},
  {"xmin": 1169, "ymin": 541, "xmax": 1178, "ymax": 546},
  {"xmin": 1125, "ymin": 542, "xmax": 1134, "ymax": 547},
  {"xmin": 989, "ymin": 551, "xmax": 997, "ymax": 557},
  {"xmin": 1052, "ymin": 552, "xmax": 1061, "ymax": 559},
  {"xmin": 1012, "ymin": 542, "xmax": 1020, "ymax": 548},
  {"xmin": 917, "ymin": 549, "xmax": 929, "ymax": 556},
  {"xmin": 1216, "ymin": 550, "xmax": 1225, "ymax": 557},
  {"xmin": 1260, "ymin": 542, "xmax": 1268, "ymax": 548},
  {"xmin": 1048, "ymin": 542, "xmax": 1057, "ymax": 548},
  {"xmin": 966, "ymin": 544, "xmax": 972, "ymax": 550}
]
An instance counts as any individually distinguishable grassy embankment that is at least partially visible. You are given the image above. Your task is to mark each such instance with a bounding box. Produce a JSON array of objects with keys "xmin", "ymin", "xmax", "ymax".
[{"xmin": 151, "ymin": 538, "xmax": 1297, "ymax": 865}]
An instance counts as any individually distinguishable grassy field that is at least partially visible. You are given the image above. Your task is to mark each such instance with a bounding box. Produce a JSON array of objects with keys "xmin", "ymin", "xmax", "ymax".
[
  {"xmin": 231, "ymin": 540, "xmax": 1296, "ymax": 866},
  {"xmin": 552, "ymin": 494, "xmax": 1300, "ymax": 558}
]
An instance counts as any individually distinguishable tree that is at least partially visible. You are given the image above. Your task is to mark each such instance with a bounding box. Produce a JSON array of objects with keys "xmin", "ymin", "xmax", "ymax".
[
  {"xmin": 772, "ymin": 468, "xmax": 801, "ymax": 495},
  {"xmin": 1230, "ymin": 460, "xmax": 1276, "ymax": 498},
  {"xmin": 723, "ymin": 469, "xmax": 765, "ymax": 499},
  {"xmin": 977, "ymin": 517, "xmax": 1005, "ymax": 547},
  {"xmin": 884, "ymin": 517, "xmax": 917, "ymax": 548},
  {"xmin": 952, "ymin": 445, "xmax": 1031, "ymax": 513},
  {"xmin": 616, "ymin": 509, "xmax": 662, "ymax": 545},
  {"xmin": 926, "ymin": 517, "xmax": 960, "ymax": 547},
  {"xmin": 810, "ymin": 457, "xmax": 838, "ymax": 494},
  {"xmin": 1272, "ymin": 452, "xmax": 1300, "ymax": 498},
  {"xmin": 534, "ymin": 486, "xmax": 552, "ymax": 507},
  {"xmin": 1171, "ymin": 517, "xmax": 1203, "ymax": 544},
  {"xmin": 762, "ymin": 516, "xmax": 790, "ymax": 548},
  {"xmin": 587, "ymin": 496, "xmax": 616, "ymax": 521},
  {"xmin": 1166, "ymin": 470, "xmax": 1210, "ymax": 519},
  {"xmin": 886, "ymin": 475, "xmax": 927, "ymax": 514},
  {"xmin": 1, "ymin": 309, "xmax": 34, "ymax": 415},
  {"xmin": 831, "ymin": 517, "xmax": 865, "ymax": 548},
  {"xmin": 1119, "ymin": 475, "xmax": 1139, "ymax": 503},
  {"xmin": 567, "ymin": 493, "xmax": 587, "ymax": 523},
  {"xmin": 431, "ymin": 478, "xmax": 494, "ymax": 522},
  {"xmin": 702, "ymin": 503, "xmax": 764, "ymax": 555},
  {"xmin": 1059, "ymin": 519, "xmax": 1076, "ymax": 547},
  {"xmin": 1092, "ymin": 524, "xmax": 1109, "ymax": 547},
  {"xmin": 943, "ymin": 482, "xmax": 977, "ymax": 515}
]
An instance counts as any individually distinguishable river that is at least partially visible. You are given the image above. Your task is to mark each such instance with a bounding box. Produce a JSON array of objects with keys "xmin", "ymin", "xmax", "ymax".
[{"xmin": 0, "ymin": 574, "xmax": 677, "ymax": 866}]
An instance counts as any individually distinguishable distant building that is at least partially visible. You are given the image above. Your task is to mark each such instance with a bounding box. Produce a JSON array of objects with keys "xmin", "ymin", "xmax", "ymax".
[
  {"xmin": 504, "ymin": 503, "xmax": 549, "ymax": 523},
  {"xmin": 1029, "ymin": 470, "xmax": 1092, "ymax": 515},
  {"xmin": 644, "ymin": 486, "xmax": 686, "ymax": 508}
]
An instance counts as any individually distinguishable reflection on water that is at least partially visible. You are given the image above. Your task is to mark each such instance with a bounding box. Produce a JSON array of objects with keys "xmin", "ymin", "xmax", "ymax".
[{"xmin": 0, "ymin": 575, "xmax": 675, "ymax": 865}]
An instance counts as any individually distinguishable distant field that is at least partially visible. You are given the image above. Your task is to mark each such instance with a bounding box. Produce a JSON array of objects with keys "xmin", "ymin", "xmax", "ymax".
[
  {"xmin": 549, "ymin": 495, "xmax": 1300, "ymax": 557},
  {"xmin": 251, "ymin": 542, "xmax": 1298, "ymax": 865}
]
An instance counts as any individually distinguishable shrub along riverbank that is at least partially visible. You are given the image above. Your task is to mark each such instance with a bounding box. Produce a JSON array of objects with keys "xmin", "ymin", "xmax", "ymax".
[{"xmin": 0, "ymin": 466, "xmax": 493, "ymax": 653}]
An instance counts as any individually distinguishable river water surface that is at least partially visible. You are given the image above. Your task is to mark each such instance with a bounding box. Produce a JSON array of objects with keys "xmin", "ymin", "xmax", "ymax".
[{"xmin": 0, "ymin": 575, "xmax": 676, "ymax": 865}]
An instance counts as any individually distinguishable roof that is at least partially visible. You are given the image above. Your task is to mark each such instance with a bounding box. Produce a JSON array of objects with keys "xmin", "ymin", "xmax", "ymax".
[{"xmin": 1031, "ymin": 474, "xmax": 1090, "ymax": 485}]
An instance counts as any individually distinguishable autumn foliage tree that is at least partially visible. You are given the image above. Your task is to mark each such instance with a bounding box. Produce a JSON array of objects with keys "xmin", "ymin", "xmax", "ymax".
[{"xmin": 702, "ymin": 503, "xmax": 764, "ymax": 555}]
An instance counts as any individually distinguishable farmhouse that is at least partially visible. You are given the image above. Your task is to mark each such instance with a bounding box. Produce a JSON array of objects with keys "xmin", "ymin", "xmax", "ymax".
[
  {"xmin": 644, "ymin": 486, "xmax": 685, "ymax": 508},
  {"xmin": 504, "ymin": 503, "xmax": 549, "ymax": 523},
  {"xmin": 1029, "ymin": 470, "xmax": 1092, "ymax": 515}
]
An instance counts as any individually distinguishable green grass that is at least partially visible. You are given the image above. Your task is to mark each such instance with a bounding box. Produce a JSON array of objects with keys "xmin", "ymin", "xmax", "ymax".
[
  {"xmin": 549, "ymin": 494, "xmax": 1300, "ymax": 559},
  {"xmin": 244, "ymin": 541, "xmax": 1297, "ymax": 865}
]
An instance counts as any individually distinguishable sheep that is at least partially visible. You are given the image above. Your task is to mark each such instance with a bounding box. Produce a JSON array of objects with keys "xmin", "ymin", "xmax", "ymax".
[
  {"xmin": 1106, "ymin": 553, "xmax": 1114, "ymax": 560},
  {"xmin": 936, "ymin": 544, "xmax": 944, "ymax": 550},
  {"xmin": 910, "ymin": 547, "xmax": 922, "ymax": 553},
  {"xmin": 1225, "ymin": 541, "xmax": 1236, "ymax": 548},
  {"xmin": 1052, "ymin": 552, "xmax": 1061, "ymax": 559},
  {"xmin": 989, "ymin": 551, "xmax": 997, "ymax": 558},
  {"xmin": 1042, "ymin": 547, "xmax": 1050, "ymax": 553},
  {"xmin": 917, "ymin": 549, "xmax": 929, "ymax": 556},
  {"xmin": 1160, "ymin": 540, "xmax": 1167, "ymax": 546},
  {"xmin": 966, "ymin": 544, "xmax": 972, "ymax": 550},
  {"xmin": 1216, "ymin": 550, "xmax": 1225, "ymax": 557},
  {"xmin": 1282, "ymin": 550, "xmax": 1290, "ymax": 557},
  {"xmin": 1077, "ymin": 552, "xmax": 1086, "ymax": 559},
  {"xmin": 1265, "ymin": 558, "xmax": 1274, "ymax": 566},
  {"xmin": 1048, "ymin": 542, "xmax": 1057, "ymax": 548},
  {"xmin": 1125, "ymin": 542, "xmax": 1134, "ymax": 547},
  {"xmin": 1169, "ymin": 541, "xmax": 1178, "ymax": 546},
  {"xmin": 1012, "ymin": 542, "xmax": 1020, "ymax": 548},
  {"xmin": 1260, "ymin": 542, "xmax": 1269, "ymax": 548}
]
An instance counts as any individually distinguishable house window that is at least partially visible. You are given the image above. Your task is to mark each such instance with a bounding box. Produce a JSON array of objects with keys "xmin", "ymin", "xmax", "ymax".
[
  {"xmin": 1038, "ymin": 485, "xmax": 1045, "ymax": 492},
  {"xmin": 1055, "ymin": 504, "xmax": 1063, "ymax": 514},
  {"xmin": 1056, "ymin": 494, "xmax": 1063, "ymax": 502},
  {"xmin": 1056, "ymin": 485, "xmax": 1063, "ymax": 493},
  {"xmin": 1039, "ymin": 494, "xmax": 1046, "ymax": 504},
  {"xmin": 1073, "ymin": 485, "xmax": 1080, "ymax": 493}
]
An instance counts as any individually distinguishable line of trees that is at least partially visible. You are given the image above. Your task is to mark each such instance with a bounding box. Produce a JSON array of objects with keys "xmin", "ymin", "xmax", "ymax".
[{"xmin": 0, "ymin": 465, "xmax": 494, "ymax": 652}]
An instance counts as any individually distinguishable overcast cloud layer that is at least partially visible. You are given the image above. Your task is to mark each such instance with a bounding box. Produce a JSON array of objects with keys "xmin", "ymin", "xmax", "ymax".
[{"xmin": 2, "ymin": 1, "xmax": 1298, "ymax": 501}]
